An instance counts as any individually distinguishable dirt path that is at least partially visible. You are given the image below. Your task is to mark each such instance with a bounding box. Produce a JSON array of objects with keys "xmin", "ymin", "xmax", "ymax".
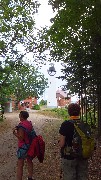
[
  {"xmin": 0, "ymin": 111, "xmax": 101, "ymax": 180},
  {"xmin": 0, "ymin": 111, "xmax": 58, "ymax": 180}
]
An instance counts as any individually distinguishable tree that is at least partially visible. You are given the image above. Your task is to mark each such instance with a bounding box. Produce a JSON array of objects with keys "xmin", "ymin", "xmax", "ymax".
[
  {"xmin": 39, "ymin": 99, "xmax": 47, "ymax": 106},
  {"xmin": 41, "ymin": 0, "xmax": 101, "ymax": 134},
  {"xmin": 0, "ymin": 1, "xmax": 40, "ymax": 93},
  {"xmin": 7, "ymin": 62, "xmax": 48, "ymax": 108},
  {"xmin": 0, "ymin": 0, "xmax": 47, "ymax": 108}
]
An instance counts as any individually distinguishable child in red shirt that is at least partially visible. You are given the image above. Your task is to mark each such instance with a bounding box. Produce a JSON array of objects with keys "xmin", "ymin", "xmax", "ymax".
[{"xmin": 13, "ymin": 111, "xmax": 34, "ymax": 180}]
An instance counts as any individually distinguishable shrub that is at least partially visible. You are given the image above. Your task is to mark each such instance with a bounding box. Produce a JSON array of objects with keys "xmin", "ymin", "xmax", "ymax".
[
  {"xmin": 39, "ymin": 99, "xmax": 47, "ymax": 106},
  {"xmin": 32, "ymin": 104, "xmax": 40, "ymax": 110},
  {"xmin": 51, "ymin": 108, "xmax": 68, "ymax": 120},
  {"xmin": 38, "ymin": 108, "xmax": 68, "ymax": 120}
]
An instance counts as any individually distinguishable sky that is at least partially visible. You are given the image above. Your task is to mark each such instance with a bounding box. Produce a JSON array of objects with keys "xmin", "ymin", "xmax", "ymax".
[{"xmin": 35, "ymin": 0, "xmax": 54, "ymax": 28}]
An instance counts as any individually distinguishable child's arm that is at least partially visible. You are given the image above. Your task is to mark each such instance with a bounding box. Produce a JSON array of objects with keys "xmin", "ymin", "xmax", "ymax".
[
  {"xmin": 58, "ymin": 134, "xmax": 66, "ymax": 148},
  {"xmin": 13, "ymin": 127, "xmax": 25, "ymax": 141}
]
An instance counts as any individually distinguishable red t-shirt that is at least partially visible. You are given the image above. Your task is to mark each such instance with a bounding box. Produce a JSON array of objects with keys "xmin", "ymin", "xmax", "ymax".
[{"xmin": 17, "ymin": 120, "xmax": 33, "ymax": 148}]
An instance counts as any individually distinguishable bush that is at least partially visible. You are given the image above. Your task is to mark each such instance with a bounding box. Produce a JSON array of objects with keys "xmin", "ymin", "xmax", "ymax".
[
  {"xmin": 37, "ymin": 108, "xmax": 68, "ymax": 120},
  {"xmin": 51, "ymin": 108, "xmax": 68, "ymax": 120},
  {"xmin": 32, "ymin": 104, "xmax": 40, "ymax": 110},
  {"xmin": 39, "ymin": 99, "xmax": 47, "ymax": 106}
]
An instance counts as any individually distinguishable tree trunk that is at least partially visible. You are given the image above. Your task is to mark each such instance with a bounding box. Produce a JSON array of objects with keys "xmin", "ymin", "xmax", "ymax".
[{"xmin": 97, "ymin": 83, "xmax": 101, "ymax": 137}]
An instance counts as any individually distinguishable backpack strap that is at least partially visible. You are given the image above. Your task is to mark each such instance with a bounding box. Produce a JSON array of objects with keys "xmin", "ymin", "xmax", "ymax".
[
  {"xmin": 17, "ymin": 125, "xmax": 37, "ymax": 143},
  {"xmin": 17, "ymin": 125, "xmax": 36, "ymax": 135},
  {"xmin": 68, "ymin": 119, "xmax": 81, "ymax": 128},
  {"xmin": 74, "ymin": 124, "xmax": 86, "ymax": 138},
  {"xmin": 17, "ymin": 125, "xmax": 31, "ymax": 143},
  {"xmin": 17, "ymin": 125, "xmax": 30, "ymax": 134},
  {"xmin": 70, "ymin": 120, "xmax": 92, "ymax": 138},
  {"xmin": 68, "ymin": 119, "xmax": 80, "ymax": 123},
  {"xmin": 68, "ymin": 119, "xmax": 85, "ymax": 136}
]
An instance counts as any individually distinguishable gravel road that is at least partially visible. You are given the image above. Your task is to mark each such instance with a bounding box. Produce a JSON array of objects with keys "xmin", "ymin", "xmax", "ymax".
[
  {"xmin": 1, "ymin": 111, "xmax": 101, "ymax": 180},
  {"xmin": 0, "ymin": 111, "xmax": 54, "ymax": 180}
]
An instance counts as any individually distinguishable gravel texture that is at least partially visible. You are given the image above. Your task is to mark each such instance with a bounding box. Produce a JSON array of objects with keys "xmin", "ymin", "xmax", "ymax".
[
  {"xmin": 0, "ymin": 111, "xmax": 101, "ymax": 180},
  {"xmin": 0, "ymin": 111, "xmax": 54, "ymax": 180}
]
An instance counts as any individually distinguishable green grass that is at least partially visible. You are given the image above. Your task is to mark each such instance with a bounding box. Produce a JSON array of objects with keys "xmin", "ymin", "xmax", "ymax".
[{"xmin": 37, "ymin": 108, "xmax": 69, "ymax": 120}]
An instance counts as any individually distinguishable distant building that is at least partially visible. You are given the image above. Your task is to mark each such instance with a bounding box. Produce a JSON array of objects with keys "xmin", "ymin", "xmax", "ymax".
[
  {"xmin": 18, "ymin": 97, "xmax": 37, "ymax": 110},
  {"xmin": 56, "ymin": 90, "xmax": 71, "ymax": 107},
  {"xmin": 4, "ymin": 96, "xmax": 37, "ymax": 112}
]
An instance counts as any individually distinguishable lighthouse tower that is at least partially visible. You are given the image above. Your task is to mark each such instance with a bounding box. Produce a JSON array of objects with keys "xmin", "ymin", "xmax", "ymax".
[{"xmin": 47, "ymin": 63, "xmax": 57, "ymax": 108}]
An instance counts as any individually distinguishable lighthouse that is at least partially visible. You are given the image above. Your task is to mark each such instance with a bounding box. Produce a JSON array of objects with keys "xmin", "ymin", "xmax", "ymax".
[{"xmin": 47, "ymin": 63, "xmax": 57, "ymax": 108}]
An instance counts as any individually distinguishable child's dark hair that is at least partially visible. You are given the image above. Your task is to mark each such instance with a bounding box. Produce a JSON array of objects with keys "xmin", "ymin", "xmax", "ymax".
[
  {"xmin": 20, "ymin": 111, "xmax": 29, "ymax": 119},
  {"xmin": 68, "ymin": 103, "xmax": 80, "ymax": 116}
]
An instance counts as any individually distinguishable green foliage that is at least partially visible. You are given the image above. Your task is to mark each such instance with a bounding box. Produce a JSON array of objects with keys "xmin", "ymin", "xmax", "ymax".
[
  {"xmin": 38, "ymin": 108, "xmax": 68, "ymax": 120},
  {"xmin": 51, "ymin": 108, "xmax": 68, "ymax": 120},
  {"xmin": 39, "ymin": 99, "xmax": 47, "ymax": 106},
  {"xmin": 0, "ymin": 0, "xmax": 45, "ymax": 106},
  {"xmin": 32, "ymin": 104, "xmax": 40, "ymax": 110},
  {"xmin": 41, "ymin": 0, "xmax": 101, "ymax": 133},
  {"xmin": 7, "ymin": 62, "xmax": 48, "ymax": 105},
  {"xmin": 83, "ymin": 111, "xmax": 97, "ymax": 128},
  {"xmin": 45, "ymin": 0, "xmax": 101, "ymax": 97}
]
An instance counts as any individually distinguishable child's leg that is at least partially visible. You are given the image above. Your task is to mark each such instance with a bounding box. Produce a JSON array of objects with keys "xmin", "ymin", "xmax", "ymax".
[
  {"xmin": 27, "ymin": 158, "xmax": 33, "ymax": 179},
  {"xmin": 17, "ymin": 159, "xmax": 24, "ymax": 180}
]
